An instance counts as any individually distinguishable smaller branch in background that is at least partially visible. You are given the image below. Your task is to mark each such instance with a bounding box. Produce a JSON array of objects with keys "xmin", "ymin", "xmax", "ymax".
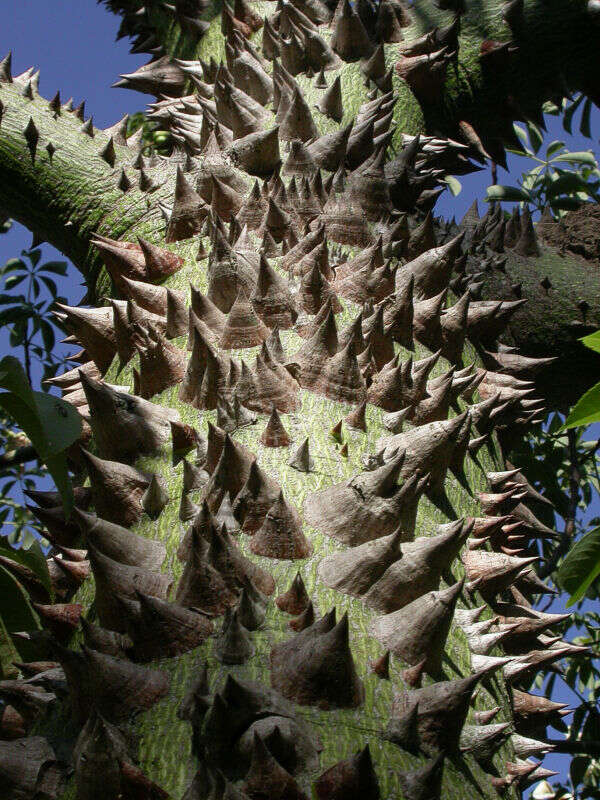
[
  {"xmin": 0, "ymin": 444, "xmax": 37, "ymax": 470},
  {"xmin": 490, "ymin": 161, "xmax": 498, "ymax": 186},
  {"xmin": 484, "ymin": 107, "xmax": 599, "ymax": 218},
  {"xmin": 548, "ymin": 739, "xmax": 600, "ymax": 757}
]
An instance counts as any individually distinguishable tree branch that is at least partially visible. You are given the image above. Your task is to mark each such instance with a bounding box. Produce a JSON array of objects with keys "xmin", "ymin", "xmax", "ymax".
[
  {"xmin": 548, "ymin": 739, "xmax": 600, "ymax": 756},
  {"xmin": 0, "ymin": 73, "xmax": 174, "ymax": 292},
  {"xmin": 0, "ymin": 445, "xmax": 37, "ymax": 469},
  {"xmin": 0, "ymin": 1, "xmax": 599, "ymax": 407}
]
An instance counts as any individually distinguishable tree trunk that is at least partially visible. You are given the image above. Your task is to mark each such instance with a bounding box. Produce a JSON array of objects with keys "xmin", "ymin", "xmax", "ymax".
[{"xmin": 0, "ymin": 2, "xmax": 590, "ymax": 798}]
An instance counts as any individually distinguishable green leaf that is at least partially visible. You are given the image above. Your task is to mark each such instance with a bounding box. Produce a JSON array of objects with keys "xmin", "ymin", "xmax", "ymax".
[
  {"xmin": 580, "ymin": 97, "xmax": 593, "ymax": 138},
  {"xmin": 552, "ymin": 151, "xmax": 597, "ymax": 167},
  {"xmin": 0, "ymin": 563, "xmax": 40, "ymax": 633},
  {"xmin": 526, "ymin": 121, "xmax": 543, "ymax": 154},
  {"xmin": 0, "ymin": 356, "xmax": 35, "ymax": 401},
  {"xmin": 40, "ymin": 276, "xmax": 58, "ymax": 297},
  {"xmin": 445, "ymin": 175, "xmax": 462, "ymax": 196},
  {"xmin": 563, "ymin": 94, "xmax": 584, "ymax": 134},
  {"xmin": 0, "ymin": 358, "xmax": 81, "ymax": 454},
  {"xmin": 546, "ymin": 172, "xmax": 593, "ymax": 198},
  {"xmin": 2, "ymin": 258, "xmax": 27, "ymax": 273},
  {"xmin": 0, "ymin": 307, "xmax": 33, "ymax": 325},
  {"xmin": 0, "ymin": 611, "xmax": 20, "ymax": 678},
  {"xmin": 0, "ymin": 357, "xmax": 81, "ymax": 514},
  {"xmin": 546, "ymin": 141, "xmax": 565, "ymax": 159},
  {"xmin": 0, "ymin": 391, "xmax": 81, "ymax": 459},
  {"xmin": 581, "ymin": 330, "xmax": 600, "ymax": 355},
  {"xmin": 40, "ymin": 261, "xmax": 67, "ymax": 276},
  {"xmin": 0, "ymin": 294, "xmax": 25, "ymax": 305},
  {"xmin": 0, "ymin": 539, "xmax": 51, "ymax": 597},
  {"xmin": 4, "ymin": 274, "xmax": 26, "ymax": 291},
  {"xmin": 44, "ymin": 453, "xmax": 73, "ymax": 518},
  {"xmin": 552, "ymin": 197, "xmax": 585, "ymax": 211},
  {"xmin": 542, "ymin": 100, "xmax": 561, "ymax": 115},
  {"xmin": 570, "ymin": 755, "xmax": 589, "ymax": 787},
  {"xmin": 40, "ymin": 320, "xmax": 55, "ymax": 353},
  {"xmin": 25, "ymin": 249, "xmax": 42, "ymax": 268},
  {"xmin": 564, "ymin": 381, "xmax": 600, "ymax": 429},
  {"xmin": 521, "ymin": 165, "xmax": 544, "ymax": 192},
  {"xmin": 485, "ymin": 185, "xmax": 532, "ymax": 203},
  {"xmin": 513, "ymin": 123, "xmax": 529, "ymax": 145},
  {"xmin": 558, "ymin": 526, "xmax": 600, "ymax": 605}
]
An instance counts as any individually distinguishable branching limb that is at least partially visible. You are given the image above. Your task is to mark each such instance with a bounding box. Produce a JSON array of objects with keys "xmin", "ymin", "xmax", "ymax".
[{"xmin": 0, "ymin": 445, "xmax": 37, "ymax": 469}]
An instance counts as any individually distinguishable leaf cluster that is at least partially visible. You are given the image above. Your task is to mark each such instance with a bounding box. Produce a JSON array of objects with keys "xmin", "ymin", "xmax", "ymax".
[
  {"xmin": 485, "ymin": 95, "xmax": 599, "ymax": 216},
  {"xmin": 0, "ymin": 248, "xmax": 71, "ymax": 385}
]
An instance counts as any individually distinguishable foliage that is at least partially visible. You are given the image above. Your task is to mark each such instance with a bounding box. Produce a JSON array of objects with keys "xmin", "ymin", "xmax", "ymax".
[
  {"xmin": 0, "ymin": 247, "xmax": 71, "ymax": 385},
  {"xmin": 0, "ymin": 241, "xmax": 82, "ymax": 678},
  {"xmin": 510, "ymin": 411, "xmax": 600, "ymax": 798},
  {"xmin": 485, "ymin": 120, "xmax": 600, "ymax": 216},
  {"xmin": 0, "ymin": 357, "xmax": 80, "ymax": 678},
  {"xmin": 0, "ymin": 410, "xmax": 49, "ymax": 546},
  {"xmin": 555, "ymin": 94, "xmax": 596, "ymax": 142},
  {"xmin": 0, "ymin": 246, "xmax": 76, "ymax": 545},
  {"xmin": 511, "ymin": 414, "xmax": 600, "ymax": 596},
  {"xmin": 0, "ymin": 562, "xmax": 41, "ymax": 679},
  {"xmin": 127, "ymin": 110, "xmax": 172, "ymax": 155},
  {"xmin": 559, "ymin": 526, "xmax": 600, "ymax": 605},
  {"xmin": 0, "ymin": 356, "xmax": 82, "ymax": 515},
  {"xmin": 556, "ymin": 330, "xmax": 600, "ymax": 606},
  {"xmin": 564, "ymin": 331, "xmax": 600, "ymax": 430},
  {"xmin": 546, "ymin": 607, "xmax": 600, "ymax": 800}
]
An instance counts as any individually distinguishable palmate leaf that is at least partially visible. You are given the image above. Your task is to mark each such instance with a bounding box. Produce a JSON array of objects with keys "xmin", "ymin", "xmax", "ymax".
[
  {"xmin": 2, "ymin": 258, "xmax": 27, "ymax": 273},
  {"xmin": 3, "ymin": 274, "xmax": 26, "ymax": 291},
  {"xmin": 0, "ymin": 293, "xmax": 25, "ymax": 305},
  {"xmin": 558, "ymin": 526, "xmax": 600, "ymax": 606}
]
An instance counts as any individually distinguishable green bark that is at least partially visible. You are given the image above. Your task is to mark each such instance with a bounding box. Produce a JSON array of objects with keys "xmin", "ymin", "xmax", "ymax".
[{"xmin": 0, "ymin": 0, "xmax": 599, "ymax": 405}]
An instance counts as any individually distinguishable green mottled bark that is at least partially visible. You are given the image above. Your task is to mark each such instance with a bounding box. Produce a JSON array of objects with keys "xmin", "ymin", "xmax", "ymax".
[{"xmin": 1, "ymin": 0, "xmax": 599, "ymax": 402}]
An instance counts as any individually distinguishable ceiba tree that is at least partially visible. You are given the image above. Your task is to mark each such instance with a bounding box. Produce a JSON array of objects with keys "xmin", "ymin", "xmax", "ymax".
[{"xmin": 0, "ymin": 1, "xmax": 597, "ymax": 798}]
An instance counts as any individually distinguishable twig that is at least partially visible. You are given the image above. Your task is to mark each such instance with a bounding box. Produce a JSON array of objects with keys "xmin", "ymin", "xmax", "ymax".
[
  {"xmin": 0, "ymin": 445, "xmax": 38, "ymax": 470},
  {"xmin": 548, "ymin": 739, "xmax": 600, "ymax": 756}
]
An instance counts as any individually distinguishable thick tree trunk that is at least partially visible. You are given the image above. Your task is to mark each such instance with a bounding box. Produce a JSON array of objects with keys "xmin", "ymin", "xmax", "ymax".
[
  {"xmin": 0, "ymin": 2, "xmax": 592, "ymax": 798},
  {"xmin": 1, "ymin": 0, "xmax": 599, "ymax": 406}
]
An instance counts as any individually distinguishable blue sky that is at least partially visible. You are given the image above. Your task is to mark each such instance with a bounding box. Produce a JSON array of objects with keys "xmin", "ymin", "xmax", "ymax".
[{"xmin": 1, "ymin": 1, "xmax": 599, "ymax": 791}]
